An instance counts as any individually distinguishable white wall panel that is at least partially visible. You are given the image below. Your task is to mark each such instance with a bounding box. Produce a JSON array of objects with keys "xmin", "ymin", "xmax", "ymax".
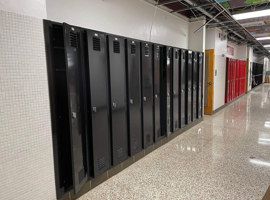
[{"xmin": 46, "ymin": 0, "xmax": 189, "ymax": 48}]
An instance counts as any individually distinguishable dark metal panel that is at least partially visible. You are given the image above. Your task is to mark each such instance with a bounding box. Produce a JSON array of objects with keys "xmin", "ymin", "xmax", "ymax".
[
  {"xmin": 107, "ymin": 35, "xmax": 128, "ymax": 165},
  {"xmin": 166, "ymin": 47, "xmax": 172, "ymax": 135},
  {"xmin": 153, "ymin": 44, "xmax": 163, "ymax": 142},
  {"xmin": 63, "ymin": 23, "xmax": 87, "ymax": 194},
  {"xmin": 126, "ymin": 39, "xmax": 142, "ymax": 156},
  {"xmin": 172, "ymin": 48, "xmax": 179, "ymax": 132},
  {"xmin": 43, "ymin": 20, "xmax": 73, "ymax": 198},
  {"xmin": 198, "ymin": 52, "xmax": 203, "ymax": 118},
  {"xmin": 180, "ymin": 49, "xmax": 186, "ymax": 128},
  {"xmin": 141, "ymin": 42, "xmax": 154, "ymax": 148},
  {"xmin": 192, "ymin": 52, "xmax": 198, "ymax": 121},
  {"xmin": 85, "ymin": 30, "xmax": 111, "ymax": 177},
  {"xmin": 186, "ymin": 50, "xmax": 192, "ymax": 124}
]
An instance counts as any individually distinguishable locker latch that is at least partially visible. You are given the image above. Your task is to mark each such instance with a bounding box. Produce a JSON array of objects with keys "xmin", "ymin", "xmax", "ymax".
[
  {"xmin": 181, "ymin": 90, "xmax": 184, "ymax": 93},
  {"xmin": 167, "ymin": 93, "xmax": 170, "ymax": 97},
  {"xmin": 143, "ymin": 97, "xmax": 147, "ymax": 101},
  {"xmin": 72, "ymin": 112, "xmax": 76, "ymax": 118},
  {"xmin": 112, "ymin": 103, "xmax": 117, "ymax": 108},
  {"xmin": 130, "ymin": 99, "xmax": 133, "ymax": 104},
  {"xmin": 173, "ymin": 91, "xmax": 176, "ymax": 95},
  {"xmin": 155, "ymin": 94, "xmax": 158, "ymax": 99},
  {"xmin": 193, "ymin": 87, "xmax": 196, "ymax": 90},
  {"xmin": 93, "ymin": 107, "xmax": 97, "ymax": 113}
]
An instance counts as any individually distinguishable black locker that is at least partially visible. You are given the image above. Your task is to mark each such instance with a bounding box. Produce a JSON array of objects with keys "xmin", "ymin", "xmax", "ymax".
[
  {"xmin": 107, "ymin": 35, "xmax": 128, "ymax": 165},
  {"xmin": 180, "ymin": 49, "xmax": 186, "ymax": 128},
  {"xmin": 63, "ymin": 24, "xmax": 88, "ymax": 194},
  {"xmin": 141, "ymin": 42, "xmax": 154, "ymax": 148},
  {"xmin": 166, "ymin": 47, "xmax": 172, "ymax": 135},
  {"xmin": 198, "ymin": 52, "xmax": 203, "ymax": 118},
  {"xmin": 126, "ymin": 39, "xmax": 142, "ymax": 156},
  {"xmin": 84, "ymin": 30, "xmax": 111, "ymax": 177},
  {"xmin": 153, "ymin": 44, "xmax": 163, "ymax": 142},
  {"xmin": 172, "ymin": 48, "xmax": 179, "ymax": 132},
  {"xmin": 186, "ymin": 50, "xmax": 192, "ymax": 124},
  {"xmin": 192, "ymin": 52, "xmax": 198, "ymax": 121}
]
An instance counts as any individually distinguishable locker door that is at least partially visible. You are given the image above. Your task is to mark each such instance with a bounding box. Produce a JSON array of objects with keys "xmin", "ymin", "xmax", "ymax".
[
  {"xmin": 186, "ymin": 51, "xmax": 192, "ymax": 124},
  {"xmin": 85, "ymin": 30, "xmax": 111, "ymax": 177},
  {"xmin": 63, "ymin": 24, "xmax": 87, "ymax": 194},
  {"xmin": 108, "ymin": 35, "xmax": 128, "ymax": 166},
  {"xmin": 126, "ymin": 39, "xmax": 142, "ymax": 156},
  {"xmin": 172, "ymin": 48, "xmax": 179, "ymax": 132},
  {"xmin": 192, "ymin": 52, "xmax": 198, "ymax": 121},
  {"xmin": 153, "ymin": 44, "xmax": 163, "ymax": 141},
  {"xmin": 166, "ymin": 47, "xmax": 172, "ymax": 134},
  {"xmin": 141, "ymin": 42, "xmax": 154, "ymax": 148},
  {"xmin": 180, "ymin": 49, "xmax": 186, "ymax": 127},
  {"xmin": 198, "ymin": 52, "xmax": 203, "ymax": 118}
]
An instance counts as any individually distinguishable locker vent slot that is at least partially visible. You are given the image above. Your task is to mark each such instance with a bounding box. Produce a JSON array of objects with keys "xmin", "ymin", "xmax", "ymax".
[
  {"xmin": 113, "ymin": 41, "xmax": 120, "ymax": 53},
  {"xmin": 182, "ymin": 118, "xmax": 185, "ymax": 125},
  {"xmin": 145, "ymin": 46, "xmax": 149, "ymax": 57},
  {"xmin": 133, "ymin": 141, "xmax": 138, "ymax": 150},
  {"xmin": 175, "ymin": 121, "xmax": 178, "ymax": 129},
  {"xmin": 116, "ymin": 148, "xmax": 123, "ymax": 159},
  {"xmin": 98, "ymin": 157, "xmax": 106, "ymax": 170},
  {"xmin": 157, "ymin": 47, "xmax": 160, "ymax": 58},
  {"xmin": 93, "ymin": 37, "xmax": 101, "ymax": 51},
  {"xmin": 69, "ymin": 31, "xmax": 78, "ymax": 48},
  {"xmin": 183, "ymin": 52, "xmax": 185, "ymax": 59},
  {"xmin": 157, "ymin": 129, "xmax": 161, "ymax": 137},
  {"xmin": 131, "ymin": 44, "xmax": 136, "ymax": 55},
  {"xmin": 78, "ymin": 167, "xmax": 85, "ymax": 184},
  {"xmin": 189, "ymin": 115, "xmax": 191, "ymax": 121},
  {"xmin": 146, "ymin": 134, "xmax": 150, "ymax": 143},
  {"xmin": 175, "ymin": 51, "xmax": 178, "ymax": 59}
]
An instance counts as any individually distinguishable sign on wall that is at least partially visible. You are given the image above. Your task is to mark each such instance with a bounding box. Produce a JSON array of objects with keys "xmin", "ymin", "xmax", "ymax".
[{"xmin": 227, "ymin": 45, "xmax": 234, "ymax": 56}]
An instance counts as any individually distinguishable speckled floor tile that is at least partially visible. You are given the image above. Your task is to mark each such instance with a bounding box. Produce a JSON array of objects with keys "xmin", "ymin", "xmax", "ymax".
[{"xmin": 78, "ymin": 84, "xmax": 270, "ymax": 200}]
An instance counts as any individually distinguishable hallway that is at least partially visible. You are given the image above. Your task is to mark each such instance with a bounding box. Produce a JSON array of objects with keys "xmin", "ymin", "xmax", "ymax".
[{"xmin": 80, "ymin": 84, "xmax": 270, "ymax": 200}]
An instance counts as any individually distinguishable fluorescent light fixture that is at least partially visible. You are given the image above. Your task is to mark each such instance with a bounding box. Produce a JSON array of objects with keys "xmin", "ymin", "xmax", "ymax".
[
  {"xmin": 233, "ymin": 9, "xmax": 270, "ymax": 20},
  {"xmin": 264, "ymin": 45, "xmax": 270, "ymax": 48},
  {"xmin": 257, "ymin": 37, "xmax": 270, "ymax": 41},
  {"xmin": 250, "ymin": 159, "xmax": 270, "ymax": 167}
]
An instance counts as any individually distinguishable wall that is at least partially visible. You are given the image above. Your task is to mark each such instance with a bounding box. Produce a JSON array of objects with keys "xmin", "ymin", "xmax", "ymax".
[
  {"xmin": 0, "ymin": 0, "xmax": 46, "ymax": 18},
  {"xmin": 227, "ymin": 41, "xmax": 247, "ymax": 60},
  {"xmin": 0, "ymin": 10, "xmax": 56, "ymax": 200},
  {"xmin": 46, "ymin": 0, "xmax": 189, "ymax": 49},
  {"xmin": 188, "ymin": 19, "xmax": 206, "ymax": 52}
]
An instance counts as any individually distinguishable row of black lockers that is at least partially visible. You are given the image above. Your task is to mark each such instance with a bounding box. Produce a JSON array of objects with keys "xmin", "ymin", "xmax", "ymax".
[
  {"xmin": 252, "ymin": 62, "xmax": 263, "ymax": 88},
  {"xmin": 44, "ymin": 21, "xmax": 203, "ymax": 197}
]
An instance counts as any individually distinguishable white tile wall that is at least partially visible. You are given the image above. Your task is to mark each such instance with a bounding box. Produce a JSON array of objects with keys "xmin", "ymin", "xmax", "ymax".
[{"xmin": 0, "ymin": 10, "xmax": 56, "ymax": 200}]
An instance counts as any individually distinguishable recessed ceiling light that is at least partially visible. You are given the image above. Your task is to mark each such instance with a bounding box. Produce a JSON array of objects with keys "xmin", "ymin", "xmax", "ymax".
[
  {"xmin": 257, "ymin": 37, "xmax": 270, "ymax": 40},
  {"xmin": 233, "ymin": 9, "xmax": 270, "ymax": 20}
]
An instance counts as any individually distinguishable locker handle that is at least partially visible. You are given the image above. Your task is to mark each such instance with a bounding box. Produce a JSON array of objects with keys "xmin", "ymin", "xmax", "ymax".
[
  {"xmin": 72, "ymin": 112, "xmax": 77, "ymax": 118},
  {"xmin": 181, "ymin": 89, "xmax": 184, "ymax": 93},
  {"xmin": 167, "ymin": 93, "xmax": 170, "ymax": 97},
  {"xmin": 155, "ymin": 94, "xmax": 158, "ymax": 99},
  {"xmin": 92, "ymin": 107, "xmax": 97, "ymax": 113},
  {"xmin": 143, "ymin": 97, "xmax": 147, "ymax": 101},
  {"xmin": 173, "ymin": 91, "xmax": 176, "ymax": 95},
  {"xmin": 112, "ymin": 103, "xmax": 117, "ymax": 108},
  {"xmin": 130, "ymin": 99, "xmax": 133, "ymax": 104},
  {"xmin": 188, "ymin": 88, "xmax": 190, "ymax": 92},
  {"xmin": 193, "ymin": 87, "xmax": 196, "ymax": 91}
]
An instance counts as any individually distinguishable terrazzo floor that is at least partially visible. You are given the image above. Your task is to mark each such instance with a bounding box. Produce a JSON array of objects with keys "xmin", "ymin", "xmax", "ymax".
[{"xmin": 79, "ymin": 84, "xmax": 270, "ymax": 200}]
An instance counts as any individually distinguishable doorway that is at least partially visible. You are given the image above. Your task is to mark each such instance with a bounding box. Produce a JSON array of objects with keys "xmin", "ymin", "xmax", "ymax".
[{"xmin": 204, "ymin": 49, "xmax": 214, "ymax": 115}]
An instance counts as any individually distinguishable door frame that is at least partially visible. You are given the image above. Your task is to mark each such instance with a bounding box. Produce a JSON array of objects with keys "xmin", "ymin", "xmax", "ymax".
[{"xmin": 204, "ymin": 49, "xmax": 214, "ymax": 115}]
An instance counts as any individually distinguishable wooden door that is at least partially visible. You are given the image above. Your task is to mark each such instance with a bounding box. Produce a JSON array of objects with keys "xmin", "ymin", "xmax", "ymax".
[{"xmin": 204, "ymin": 49, "xmax": 214, "ymax": 115}]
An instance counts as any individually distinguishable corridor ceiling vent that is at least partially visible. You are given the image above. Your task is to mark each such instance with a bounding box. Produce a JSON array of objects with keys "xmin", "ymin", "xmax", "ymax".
[{"xmin": 144, "ymin": 0, "xmax": 270, "ymax": 57}]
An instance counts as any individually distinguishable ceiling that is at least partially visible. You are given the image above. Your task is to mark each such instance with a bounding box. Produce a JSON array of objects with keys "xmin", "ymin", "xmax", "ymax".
[{"xmin": 145, "ymin": 0, "xmax": 270, "ymax": 56}]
